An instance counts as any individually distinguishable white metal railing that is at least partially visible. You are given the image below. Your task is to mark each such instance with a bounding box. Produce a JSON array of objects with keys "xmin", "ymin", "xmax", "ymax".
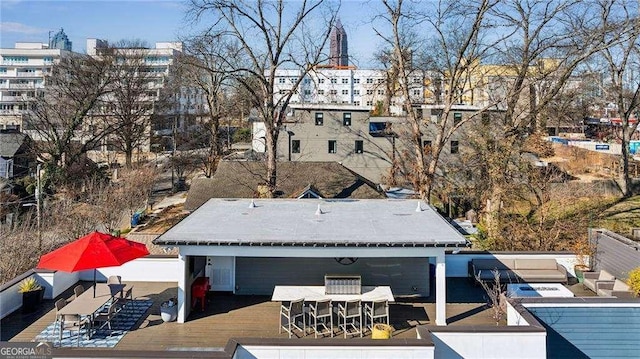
[{"xmin": 16, "ymin": 72, "xmax": 41, "ymax": 77}]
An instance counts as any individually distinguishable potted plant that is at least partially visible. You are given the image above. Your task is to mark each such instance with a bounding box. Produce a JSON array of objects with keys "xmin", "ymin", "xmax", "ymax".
[
  {"xmin": 160, "ymin": 298, "xmax": 178, "ymax": 322},
  {"xmin": 18, "ymin": 276, "xmax": 43, "ymax": 313},
  {"xmin": 627, "ymin": 267, "xmax": 640, "ymax": 297},
  {"xmin": 571, "ymin": 237, "xmax": 593, "ymax": 283}
]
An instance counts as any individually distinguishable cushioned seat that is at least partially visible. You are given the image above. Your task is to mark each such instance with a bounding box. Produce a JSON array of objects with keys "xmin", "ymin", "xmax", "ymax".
[
  {"xmin": 583, "ymin": 270, "xmax": 615, "ymax": 293},
  {"xmin": 470, "ymin": 258, "xmax": 568, "ymax": 284},
  {"xmin": 596, "ymin": 279, "xmax": 634, "ymax": 298}
]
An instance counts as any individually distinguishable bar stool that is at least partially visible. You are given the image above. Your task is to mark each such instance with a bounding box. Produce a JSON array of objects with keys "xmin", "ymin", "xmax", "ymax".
[
  {"xmin": 280, "ymin": 298, "xmax": 305, "ymax": 338},
  {"xmin": 337, "ymin": 299, "xmax": 362, "ymax": 338},
  {"xmin": 307, "ymin": 299, "xmax": 333, "ymax": 338},
  {"xmin": 364, "ymin": 299, "xmax": 389, "ymax": 332}
]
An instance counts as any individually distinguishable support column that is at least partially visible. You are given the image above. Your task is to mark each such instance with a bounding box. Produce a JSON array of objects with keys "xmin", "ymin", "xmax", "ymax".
[
  {"xmin": 435, "ymin": 251, "xmax": 447, "ymax": 326},
  {"xmin": 177, "ymin": 253, "xmax": 187, "ymax": 323}
]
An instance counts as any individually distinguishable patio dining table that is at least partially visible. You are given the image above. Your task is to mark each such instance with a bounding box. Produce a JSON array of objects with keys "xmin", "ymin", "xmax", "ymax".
[
  {"xmin": 58, "ymin": 283, "xmax": 127, "ymax": 338},
  {"xmin": 271, "ymin": 285, "xmax": 395, "ymax": 302}
]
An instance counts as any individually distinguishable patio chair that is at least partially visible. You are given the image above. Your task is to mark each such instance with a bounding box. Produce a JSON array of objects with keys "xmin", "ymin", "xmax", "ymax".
[
  {"xmin": 279, "ymin": 298, "xmax": 305, "ymax": 338},
  {"xmin": 115, "ymin": 287, "xmax": 134, "ymax": 314},
  {"xmin": 93, "ymin": 301, "xmax": 117, "ymax": 334},
  {"xmin": 337, "ymin": 299, "xmax": 362, "ymax": 338},
  {"xmin": 364, "ymin": 299, "xmax": 389, "ymax": 332},
  {"xmin": 59, "ymin": 314, "xmax": 89, "ymax": 347},
  {"xmin": 307, "ymin": 299, "xmax": 333, "ymax": 338},
  {"xmin": 107, "ymin": 275, "xmax": 122, "ymax": 285},
  {"xmin": 53, "ymin": 299, "xmax": 67, "ymax": 339},
  {"xmin": 67, "ymin": 285, "xmax": 84, "ymax": 303}
]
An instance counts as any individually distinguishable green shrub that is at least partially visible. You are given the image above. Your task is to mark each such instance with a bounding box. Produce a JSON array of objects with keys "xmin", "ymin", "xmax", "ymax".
[
  {"xmin": 18, "ymin": 276, "xmax": 42, "ymax": 293},
  {"xmin": 627, "ymin": 267, "xmax": 640, "ymax": 297}
]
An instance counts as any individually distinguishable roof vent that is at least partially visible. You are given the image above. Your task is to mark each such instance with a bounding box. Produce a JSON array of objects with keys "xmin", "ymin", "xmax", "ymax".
[
  {"xmin": 415, "ymin": 201, "xmax": 423, "ymax": 212},
  {"xmin": 315, "ymin": 204, "xmax": 323, "ymax": 215},
  {"xmin": 248, "ymin": 199, "xmax": 257, "ymax": 208}
]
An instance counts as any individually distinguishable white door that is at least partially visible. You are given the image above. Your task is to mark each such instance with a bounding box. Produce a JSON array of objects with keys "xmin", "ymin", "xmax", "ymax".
[{"xmin": 206, "ymin": 256, "xmax": 235, "ymax": 292}]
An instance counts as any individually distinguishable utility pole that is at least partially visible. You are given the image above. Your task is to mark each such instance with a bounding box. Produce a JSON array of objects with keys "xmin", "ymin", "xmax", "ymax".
[{"xmin": 36, "ymin": 163, "xmax": 41, "ymax": 250}]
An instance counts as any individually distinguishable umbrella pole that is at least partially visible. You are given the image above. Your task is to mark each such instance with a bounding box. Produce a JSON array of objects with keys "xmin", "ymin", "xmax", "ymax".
[{"xmin": 93, "ymin": 269, "xmax": 97, "ymax": 298}]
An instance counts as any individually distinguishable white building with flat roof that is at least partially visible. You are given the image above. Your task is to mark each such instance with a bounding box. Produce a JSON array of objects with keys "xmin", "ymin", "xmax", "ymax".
[
  {"xmin": 0, "ymin": 42, "xmax": 71, "ymax": 131},
  {"xmin": 274, "ymin": 67, "xmax": 425, "ymax": 116}
]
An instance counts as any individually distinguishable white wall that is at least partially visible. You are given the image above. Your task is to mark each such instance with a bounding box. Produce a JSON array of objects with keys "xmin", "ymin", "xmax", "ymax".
[
  {"xmin": 0, "ymin": 281, "xmax": 23, "ymax": 320},
  {"xmin": 79, "ymin": 257, "xmax": 180, "ymax": 282},
  {"xmin": 233, "ymin": 345, "xmax": 435, "ymax": 359},
  {"xmin": 430, "ymin": 332, "xmax": 546, "ymax": 359},
  {"xmin": 506, "ymin": 301, "xmax": 530, "ymax": 326},
  {"xmin": 568, "ymin": 140, "xmax": 621, "ymax": 155},
  {"xmin": 445, "ymin": 253, "xmax": 579, "ymax": 278},
  {"xmin": 35, "ymin": 271, "xmax": 79, "ymax": 299}
]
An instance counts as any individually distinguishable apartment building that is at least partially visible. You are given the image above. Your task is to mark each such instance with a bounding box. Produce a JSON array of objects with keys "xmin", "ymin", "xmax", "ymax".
[
  {"xmin": 0, "ymin": 42, "xmax": 71, "ymax": 131},
  {"xmin": 273, "ymin": 68, "xmax": 425, "ymax": 116}
]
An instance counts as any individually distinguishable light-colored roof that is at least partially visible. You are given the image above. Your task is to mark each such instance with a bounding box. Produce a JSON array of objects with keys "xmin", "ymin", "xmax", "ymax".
[{"xmin": 155, "ymin": 199, "xmax": 469, "ymax": 247}]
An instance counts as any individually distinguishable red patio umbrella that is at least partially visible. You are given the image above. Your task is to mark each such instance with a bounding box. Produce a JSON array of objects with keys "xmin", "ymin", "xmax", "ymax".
[{"xmin": 37, "ymin": 231, "xmax": 149, "ymax": 297}]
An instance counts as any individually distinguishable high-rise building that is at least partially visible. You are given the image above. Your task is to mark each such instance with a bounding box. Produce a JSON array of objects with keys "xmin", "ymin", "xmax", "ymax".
[
  {"xmin": 329, "ymin": 19, "xmax": 348, "ymax": 67},
  {"xmin": 49, "ymin": 28, "xmax": 72, "ymax": 51}
]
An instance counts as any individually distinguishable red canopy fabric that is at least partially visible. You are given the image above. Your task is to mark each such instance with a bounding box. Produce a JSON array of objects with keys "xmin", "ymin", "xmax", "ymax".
[{"xmin": 37, "ymin": 231, "xmax": 149, "ymax": 272}]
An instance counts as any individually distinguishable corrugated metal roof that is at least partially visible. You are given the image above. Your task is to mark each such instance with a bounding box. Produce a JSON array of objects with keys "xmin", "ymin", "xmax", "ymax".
[
  {"xmin": 529, "ymin": 306, "xmax": 640, "ymax": 359},
  {"xmin": 155, "ymin": 198, "xmax": 469, "ymax": 247}
]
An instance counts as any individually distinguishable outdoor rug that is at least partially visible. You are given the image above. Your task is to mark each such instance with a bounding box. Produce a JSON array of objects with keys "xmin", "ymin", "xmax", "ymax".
[{"xmin": 35, "ymin": 299, "xmax": 153, "ymax": 348}]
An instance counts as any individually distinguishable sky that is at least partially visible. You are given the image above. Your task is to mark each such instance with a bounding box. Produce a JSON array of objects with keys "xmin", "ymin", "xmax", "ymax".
[{"xmin": 0, "ymin": 0, "xmax": 384, "ymax": 67}]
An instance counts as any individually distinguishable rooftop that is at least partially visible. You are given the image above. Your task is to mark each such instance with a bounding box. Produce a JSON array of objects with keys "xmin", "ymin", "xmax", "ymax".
[
  {"xmin": 2, "ymin": 278, "xmax": 596, "ymax": 356},
  {"xmin": 156, "ymin": 199, "xmax": 469, "ymax": 247}
]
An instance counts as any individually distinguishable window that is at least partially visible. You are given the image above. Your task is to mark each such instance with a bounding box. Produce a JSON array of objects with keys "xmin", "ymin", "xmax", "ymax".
[
  {"xmin": 304, "ymin": 89, "xmax": 311, "ymax": 95},
  {"xmin": 343, "ymin": 112, "xmax": 351, "ymax": 126},
  {"xmin": 366, "ymin": 101, "xmax": 373, "ymax": 106},
  {"xmin": 353, "ymin": 89, "xmax": 360, "ymax": 95},
  {"xmin": 315, "ymin": 112, "xmax": 324, "ymax": 125},
  {"xmin": 366, "ymin": 89, "xmax": 374, "ymax": 95},
  {"xmin": 366, "ymin": 78, "xmax": 373, "ymax": 84},
  {"xmin": 377, "ymin": 78, "xmax": 384, "ymax": 84},
  {"xmin": 342, "ymin": 78, "xmax": 349, "ymax": 84},
  {"xmin": 289, "ymin": 77, "xmax": 298, "ymax": 83},
  {"xmin": 0, "ymin": 68, "xmax": 6, "ymax": 73},
  {"xmin": 450, "ymin": 140, "xmax": 459, "ymax": 154},
  {"xmin": 355, "ymin": 140, "xmax": 363, "ymax": 154},
  {"xmin": 413, "ymin": 89, "xmax": 421, "ymax": 96},
  {"xmin": 319, "ymin": 78, "xmax": 325, "ymax": 83},
  {"xmin": 330, "ymin": 78, "xmax": 337, "ymax": 84},
  {"xmin": 279, "ymin": 89, "xmax": 286, "ymax": 94},
  {"xmin": 354, "ymin": 78, "xmax": 360, "ymax": 84},
  {"xmin": 328, "ymin": 140, "xmax": 337, "ymax": 154},
  {"xmin": 342, "ymin": 89, "xmax": 349, "ymax": 95},
  {"xmin": 329, "ymin": 89, "xmax": 337, "ymax": 95},
  {"xmin": 423, "ymin": 140, "xmax": 432, "ymax": 152},
  {"xmin": 377, "ymin": 89, "xmax": 384, "ymax": 95},
  {"xmin": 354, "ymin": 101, "xmax": 360, "ymax": 106},
  {"xmin": 303, "ymin": 78, "xmax": 311, "ymax": 84},
  {"xmin": 278, "ymin": 78, "xmax": 286, "ymax": 84},
  {"xmin": 43, "ymin": 57, "xmax": 53, "ymax": 63},
  {"xmin": 292, "ymin": 140, "xmax": 300, "ymax": 153},
  {"xmin": 318, "ymin": 89, "xmax": 325, "ymax": 95},
  {"xmin": 412, "ymin": 77, "xmax": 421, "ymax": 83},
  {"xmin": 454, "ymin": 112, "xmax": 462, "ymax": 125}
]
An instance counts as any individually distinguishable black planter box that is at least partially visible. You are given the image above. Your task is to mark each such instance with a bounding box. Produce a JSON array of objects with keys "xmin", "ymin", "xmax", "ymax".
[{"xmin": 22, "ymin": 288, "xmax": 44, "ymax": 313}]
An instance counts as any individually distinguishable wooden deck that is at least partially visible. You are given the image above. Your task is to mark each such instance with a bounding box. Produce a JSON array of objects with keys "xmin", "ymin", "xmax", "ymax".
[{"xmin": 3, "ymin": 278, "xmax": 595, "ymax": 350}]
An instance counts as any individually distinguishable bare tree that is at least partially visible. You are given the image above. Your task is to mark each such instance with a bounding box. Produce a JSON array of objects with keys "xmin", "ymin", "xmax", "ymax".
[
  {"xmin": 25, "ymin": 53, "xmax": 115, "ymax": 184},
  {"xmin": 594, "ymin": 1, "xmax": 640, "ymax": 196},
  {"xmin": 102, "ymin": 40, "xmax": 157, "ymax": 169},
  {"xmin": 178, "ymin": 34, "xmax": 234, "ymax": 178},
  {"xmin": 477, "ymin": 0, "xmax": 629, "ymax": 240},
  {"xmin": 374, "ymin": 0, "xmax": 496, "ymax": 201},
  {"xmin": 475, "ymin": 269, "xmax": 505, "ymax": 326},
  {"xmin": 187, "ymin": 0, "xmax": 338, "ymax": 196}
]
